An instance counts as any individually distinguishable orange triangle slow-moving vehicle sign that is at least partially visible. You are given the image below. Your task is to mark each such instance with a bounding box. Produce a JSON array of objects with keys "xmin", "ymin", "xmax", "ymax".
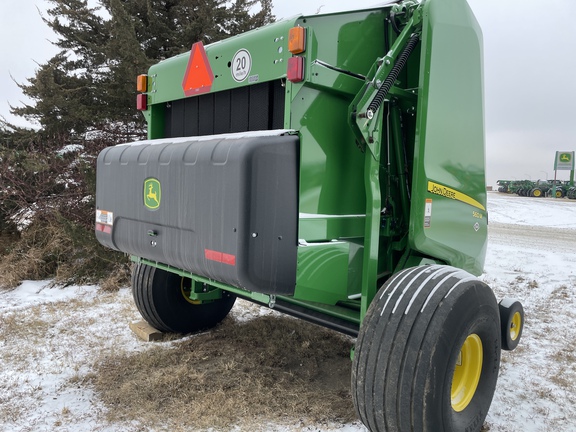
[{"xmin": 182, "ymin": 42, "xmax": 214, "ymax": 96}]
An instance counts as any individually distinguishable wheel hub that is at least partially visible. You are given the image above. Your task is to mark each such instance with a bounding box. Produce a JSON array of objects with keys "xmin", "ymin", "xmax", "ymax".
[
  {"xmin": 509, "ymin": 311, "xmax": 522, "ymax": 341},
  {"xmin": 451, "ymin": 333, "xmax": 483, "ymax": 412}
]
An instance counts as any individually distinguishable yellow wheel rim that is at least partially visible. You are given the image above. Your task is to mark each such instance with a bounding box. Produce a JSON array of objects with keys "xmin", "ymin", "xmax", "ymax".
[
  {"xmin": 451, "ymin": 334, "xmax": 483, "ymax": 412},
  {"xmin": 510, "ymin": 311, "xmax": 522, "ymax": 341},
  {"xmin": 181, "ymin": 278, "xmax": 202, "ymax": 305},
  {"xmin": 533, "ymin": 189, "xmax": 541, "ymax": 197}
]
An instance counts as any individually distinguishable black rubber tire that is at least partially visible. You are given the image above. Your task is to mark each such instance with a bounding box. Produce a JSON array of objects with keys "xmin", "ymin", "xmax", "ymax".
[
  {"xmin": 499, "ymin": 298, "xmax": 524, "ymax": 351},
  {"xmin": 352, "ymin": 265, "xmax": 501, "ymax": 432},
  {"xmin": 131, "ymin": 264, "xmax": 236, "ymax": 333}
]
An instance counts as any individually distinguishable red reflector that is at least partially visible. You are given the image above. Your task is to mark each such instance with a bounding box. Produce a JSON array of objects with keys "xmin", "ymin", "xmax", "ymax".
[
  {"xmin": 95, "ymin": 223, "xmax": 112, "ymax": 234},
  {"xmin": 287, "ymin": 56, "xmax": 304, "ymax": 83},
  {"xmin": 205, "ymin": 249, "xmax": 236, "ymax": 266},
  {"xmin": 182, "ymin": 42, "xmax": 215, "ymax": 96},
  {"xmin": 136, "ymin": 93, "xmax": 147, "ymax": 111}
]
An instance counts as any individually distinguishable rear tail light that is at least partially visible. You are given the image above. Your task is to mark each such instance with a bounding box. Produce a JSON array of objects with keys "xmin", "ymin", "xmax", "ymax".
[
  {"xmin": 136, "ymin": 93, "xmax": 147, "ymax": 111},
  {"xmin": 287, "ymin": 56, "xmax": 305, "ymax": 83},
  {"xmin": 136, "ymin": 74, "xmax": 148, "ymax": 111}
]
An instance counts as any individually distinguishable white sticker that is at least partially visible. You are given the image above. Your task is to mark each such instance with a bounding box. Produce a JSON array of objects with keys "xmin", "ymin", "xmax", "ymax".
[
  {"xmin": 96, "ymin": 209, "xmax": 113, "ymax": 225},
  {"xmin": 231, "ymin": 49, "xmax": 252, "ymax": 82},
  {"xmin": 424, "ymin": 199, "xmax": 432, "ymax": 228}
]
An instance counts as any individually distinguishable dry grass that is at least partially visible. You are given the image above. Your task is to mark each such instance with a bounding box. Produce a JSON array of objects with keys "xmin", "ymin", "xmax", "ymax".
[
  {"xmin": 0, "ymin": 218, "xmax": 130, "ymax": 289},
  {"xmin": 99, "ymin": 261, "xmax": 132, "ymax": 291},
  {"xmin": 90, "ymin": 312, "xmax": 356, "ymax": 431}
]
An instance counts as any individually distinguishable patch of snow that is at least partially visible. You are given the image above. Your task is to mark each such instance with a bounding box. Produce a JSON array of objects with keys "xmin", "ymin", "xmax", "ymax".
[
  {"xmin": 56, "ymin": 144, "xmax": 84, "ymax": 156},
  {"xmin": 487, "ymin": 191, "xmax": 576, "ymax": 228}
]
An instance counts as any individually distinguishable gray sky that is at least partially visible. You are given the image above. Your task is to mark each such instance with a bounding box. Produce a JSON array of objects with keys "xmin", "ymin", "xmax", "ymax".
[{"xmin": 1, "ymin": 0, "xmax": 575, "ymax": 186}]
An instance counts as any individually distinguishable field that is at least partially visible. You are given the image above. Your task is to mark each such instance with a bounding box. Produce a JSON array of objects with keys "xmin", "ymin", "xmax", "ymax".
[{"xmin": 1, "ymin": 192, "xmax": 575, "ymax": 431}]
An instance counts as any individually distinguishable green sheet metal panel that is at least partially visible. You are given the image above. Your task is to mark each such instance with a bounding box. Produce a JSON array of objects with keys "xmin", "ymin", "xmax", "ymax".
[
  {"xmin": 294, "ymin": 241, "xmax": 363, "ymax": 304},
  {"xmin": 147, "ymin": 19, "xmax": 298, "ymax": 106},
  {"xmin": 410, "ymin": 0, "xmax": 487, "ymax": 275},
  {"xmin": 288, "ymin": 8, "xmax": 388, "ymax": 239}
]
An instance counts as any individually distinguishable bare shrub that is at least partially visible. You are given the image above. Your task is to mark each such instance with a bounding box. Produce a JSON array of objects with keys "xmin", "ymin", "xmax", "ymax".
[{"xmin": 0, "ymin": 126, "xmax": 131, "ymax": 288}]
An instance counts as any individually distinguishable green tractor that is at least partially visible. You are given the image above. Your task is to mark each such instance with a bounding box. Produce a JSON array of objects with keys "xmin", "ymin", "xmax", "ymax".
[
  {"xmin": 496, "ymin": 179, "xmax": 511, "ymax": 193},
  {"xmin": 547, "ymin": 180, "xmax": 568, "ymax": 198},
  {"xmin": 528, "ymin": 180, "xmax": 552, "ymax": 198},
  {"xmin": 95, "ymin": 0, "xmax": 524, "ymax": 430}
]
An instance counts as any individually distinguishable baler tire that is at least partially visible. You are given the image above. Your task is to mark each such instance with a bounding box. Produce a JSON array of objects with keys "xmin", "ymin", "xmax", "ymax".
[
  {"xmin": 352, "ymin": 265, "xmax": 501, "ymax": 432},
  {"xmin": 499, "ymin": 298, "xmax": 524, "ymax": 351},
  {"xmin": 131, "ymin": 264, "xmax": 236, "ymax": 333}
]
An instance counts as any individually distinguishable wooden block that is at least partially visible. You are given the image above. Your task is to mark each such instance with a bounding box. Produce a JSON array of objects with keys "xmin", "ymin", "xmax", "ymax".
[{"xmin": 129, "ymin": 320, "xmax": 164, "ymax": 342}]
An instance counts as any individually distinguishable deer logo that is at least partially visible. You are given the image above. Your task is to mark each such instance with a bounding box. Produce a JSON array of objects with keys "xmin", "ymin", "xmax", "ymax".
[{"xmin": 144, "ymin": 178, "xmax": 161, "ymax": 209}]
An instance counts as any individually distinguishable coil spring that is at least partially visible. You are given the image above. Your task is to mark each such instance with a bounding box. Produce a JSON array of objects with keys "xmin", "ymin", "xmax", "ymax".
[{"xmin": 367, "ymin": 33, "xmax": 420, "ymax": 115}]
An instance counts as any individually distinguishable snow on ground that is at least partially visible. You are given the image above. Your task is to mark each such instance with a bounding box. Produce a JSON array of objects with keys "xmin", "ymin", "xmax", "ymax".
[
  {"xmin": 487, "ymin": 192, "xmax": 576, "ymax": 228},
  {"xmin": 481, "ymin": 193, "xmax": 576, "ymax": 431},
  {"xmin": 1, "ymin": 192, "xmax": 576, "ymax": 431}
]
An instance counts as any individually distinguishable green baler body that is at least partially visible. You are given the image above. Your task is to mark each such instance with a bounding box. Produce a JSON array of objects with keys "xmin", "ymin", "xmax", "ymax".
[{"xmin": 96, "ymin": 0, "xmax": 486, "ymax": 332}]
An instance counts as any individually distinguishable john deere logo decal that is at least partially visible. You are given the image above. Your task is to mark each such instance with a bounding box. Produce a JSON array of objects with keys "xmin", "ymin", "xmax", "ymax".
[
  {"xmin": 144, "ymin": 178, "xmax": 161, "ymax": 209},
  {"xmin": 555, "ymin": 151, "xmax": 575, "ymax": 170}
]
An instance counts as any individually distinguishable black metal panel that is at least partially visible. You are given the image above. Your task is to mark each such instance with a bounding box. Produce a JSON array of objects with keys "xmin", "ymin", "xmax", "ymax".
[
  {"xmin": 198, "ymin": 93, "xmax": 214, "ymax": 136},
  {"xmin": 184, "ymin": 97, "xmax": 199, "ymax": 137},
  {"xmin": 248, "ymin": 83, "xmax": 269, "ymax": 131},
  {"xmin": 168, "ymin": 100, "xmax": 185, "ymax": 138},
  {"xmin": 230, "ymin": 86, "xmax": 250, "ymax": 133},
  {"xmin": 96, "ymin": 134, "xmax": 299, "ymax": 295},
  {"xmin": 272, "ymin": 80, "xmax": 285, "ymax": 129},
  {"xmin": 164, "ymin": 81, "xmax": 285, "ymax": 137},
  {"xmin": 214, "ymin": 91, "xmax": 231, "ymax": 134}
]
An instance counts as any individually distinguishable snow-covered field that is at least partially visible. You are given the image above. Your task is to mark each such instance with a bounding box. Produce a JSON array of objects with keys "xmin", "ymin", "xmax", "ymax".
[
  {"xmin": 1, "ymin": 192, "xmax": 575, "ymax": 431},
  {"xmin": 481, "ymin": 193, "xmax": 576, "ymax": 432}
]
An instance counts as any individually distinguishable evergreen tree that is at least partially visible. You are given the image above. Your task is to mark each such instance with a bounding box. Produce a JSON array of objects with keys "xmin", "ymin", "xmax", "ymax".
[
  {"xmin": 1, "ymin": 0, "xmax": 275, "ymax": 288},
  {"xmin": 12, "ymin": 0, "xmax": 275, "ymax": 140}
]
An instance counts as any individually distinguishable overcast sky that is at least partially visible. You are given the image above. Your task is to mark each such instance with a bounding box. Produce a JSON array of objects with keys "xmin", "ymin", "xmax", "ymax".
[{"xmin": 1, "ymin": 0, "xmax": 575, "ymax": 186}]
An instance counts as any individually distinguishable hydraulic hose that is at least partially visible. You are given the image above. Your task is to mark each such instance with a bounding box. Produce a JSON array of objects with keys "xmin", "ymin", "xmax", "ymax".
[{"xmin": 367, "ymin": 32, "xmax": 420, "ymax": 116}]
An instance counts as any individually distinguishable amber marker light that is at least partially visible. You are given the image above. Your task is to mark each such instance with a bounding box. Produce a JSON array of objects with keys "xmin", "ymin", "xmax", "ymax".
[
  {"xmin": 288, "ymin": 26, "xmax": 306, "ymax": 54},
  {"xmin": 136, "ymin": 74, "xmax": 148, "ymax": 93}
]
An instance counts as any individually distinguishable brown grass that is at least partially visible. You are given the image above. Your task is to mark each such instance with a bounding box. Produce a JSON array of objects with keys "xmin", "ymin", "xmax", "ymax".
[
  {"xmin": 99, "ymin": 261, "xmax": 132, "ymax": 291},
  {"xmin": 0, "ymin": 217, "xmax": 130, "ymax": 289},
  {"xmin": 90, "ymin": 313, "xmax": 356, "ymax": 431}
]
